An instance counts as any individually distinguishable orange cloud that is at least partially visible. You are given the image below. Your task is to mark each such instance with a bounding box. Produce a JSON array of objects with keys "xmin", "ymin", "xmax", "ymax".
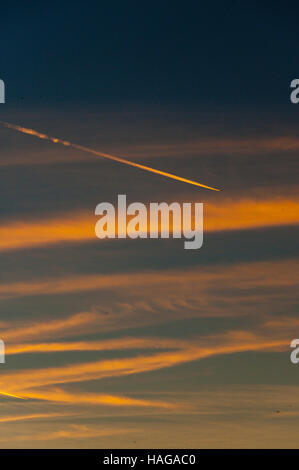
[
  {"xmin": 5, "ymin": 336, "xmax": 188, "ymax": 352},
  {"xmin": 0, "ymin": 197, "xmax": 298, "ymax": 253},
  {"xmin": 0, "ymin": 313, "xmax": 295, "ymax": 415},
  {"xmin": 21, "ymin": 388, "xmax": 177, "ymax": 409},
  {"xmin": 205, "ymin": 198, "xmax": 299, "ymax": 231},
  {"xmin": 2, "ymin": 312, "xmax": 98, "ymax": 343},
  {"xmin": 0, "ymin": 332, "xmax": 288, "ymax": 395},
  {"xmin": 0, "ymin": 424, "xmax": 134, "ymax": 442},
  {"xmin": 0, "ymin": 413, "xmax": 71, "ymax": 423},
  {"xmin": 0, "ymin": 391, "xmax": 27, "ymax": 400},
  {"xmin": 0, "ymin": 258, "xmax": 297, "ymax": 300}
]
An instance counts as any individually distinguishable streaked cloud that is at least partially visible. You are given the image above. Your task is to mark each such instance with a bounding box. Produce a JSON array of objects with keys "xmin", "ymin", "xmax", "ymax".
[
  {"xmin": 0, "ymin": 413, "xmax": 72, "ymax": 423},
  {"xmin": 0, "ymin": 258, "xmax": 297, "ymax": 300},
  {"xmin": 3, "ymin": 135, "xmax": 299, "ymax": 167},
  {"xmin": 2, "ymin": 312, "xmax": 98, "ymax": 343},
  {"xmin": 0, "ymin": 197, "xmax": 298, "ymax": 253},
  {"xmin": 0, "ymin": 328, "xmax": 289, "ymax": 396},
  {"xmin": 0, "ymin": 424, "xmax": 134, "ymax": 443},
  {"xmin": 21, "ymin": 388, "xmax": 177, "ymax": 409},
  {"xmin": 5, "ymin": 337, "xmax": 188, "ymax": 352}
]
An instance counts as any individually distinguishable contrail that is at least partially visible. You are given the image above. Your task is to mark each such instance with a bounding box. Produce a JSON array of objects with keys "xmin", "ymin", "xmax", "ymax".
[{"xmin": 0, "ymin": 121, "xmax": 220, "ymax": 191}]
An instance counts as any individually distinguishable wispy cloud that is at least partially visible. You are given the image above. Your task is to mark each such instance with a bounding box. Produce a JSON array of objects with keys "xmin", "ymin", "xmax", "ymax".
[
  {"xmin": 0, "ymin": 258, "xmax": 297, "ymax": 300},
  {"xmin": 2, "ymin": 312, "xmax": 98, "ymax": 343},
  {"xmin": 21, "ymin": 388, "xmax": 177, "ymax": 409},
  {"xmin": 0, "ymin": 424, "xmax": 134, "ymax": 443},
  {"xmin": 2, "ymin": 135, "xmax": 299, "ymax": 167},
  {"xmin": 5, "ymin": 337, "xmax": 188, "ymax": 352},
  {"xmin": 0, "ymin": 330, "xmax": 289, "ymax": 395},
  {"xmin": 0, "ymin": 412, "xmax": 72, "ymax": 423},
  {"xmin": 0, "ymin": 198, "xmax": 298, "ymax": 253}
]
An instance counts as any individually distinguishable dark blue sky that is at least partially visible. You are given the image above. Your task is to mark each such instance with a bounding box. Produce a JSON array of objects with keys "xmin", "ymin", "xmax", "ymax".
[{"xmin": 1, "ymin": 0, "xmax": 299, "ymax": 108}]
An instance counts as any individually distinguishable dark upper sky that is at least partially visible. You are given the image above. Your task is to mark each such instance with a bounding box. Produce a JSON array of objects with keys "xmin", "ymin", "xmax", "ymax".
[{"xmin": 1, "ymin": 0, "xmax": 299, "ymax": 109}]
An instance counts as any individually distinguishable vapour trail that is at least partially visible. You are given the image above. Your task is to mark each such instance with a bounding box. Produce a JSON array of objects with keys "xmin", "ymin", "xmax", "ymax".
[{"xmin": 0, "ymin": 121, "xmax": 220, "ymax": 191}]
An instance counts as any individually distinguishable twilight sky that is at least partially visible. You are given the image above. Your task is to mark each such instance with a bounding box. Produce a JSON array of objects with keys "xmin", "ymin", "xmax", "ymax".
[{"xmin": 0, "ymin": 0, "xmax": 299, "ymax": 448}]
